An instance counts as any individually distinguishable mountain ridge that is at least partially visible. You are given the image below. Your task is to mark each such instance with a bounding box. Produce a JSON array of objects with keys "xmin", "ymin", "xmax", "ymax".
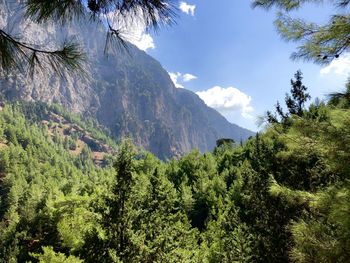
[{"xmin": 0, "ymin": 1, "xmax": 254, "ymax": 159}]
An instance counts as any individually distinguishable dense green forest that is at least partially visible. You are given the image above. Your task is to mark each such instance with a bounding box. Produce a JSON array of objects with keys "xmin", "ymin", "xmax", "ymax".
[
  {"xmin": 1, "ymin": 0, "xmax": 350, "ymax": 262},
  {"xmin": 1, "ymin": 73, "xmax": 350, "ymax": 262}
]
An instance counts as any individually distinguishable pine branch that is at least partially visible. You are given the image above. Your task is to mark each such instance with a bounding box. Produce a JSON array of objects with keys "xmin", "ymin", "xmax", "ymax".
[
  {"xmin": 25, "ymin": 0, "xmax": 177, "ymax": 52},
  {"xmin": 2, "ymin": 1, "xmax": 177, "ymax": 77},
  {"xmin": 106, "ymin": 1, "xmax": 177, "ymax": 54},
  {"xmin": 25, "ymin": 0, "xmax": 85, "ymax": 24},
  {"xmin": 252, "ymin": 1, "xmax": 350, "ymax": 64},
  {"xmin": 269, "ymin": 175, "xmax": 315, "ymax": 206},
  {"xmin": 275, "ymin": 13, "xmax": 350, "ymax": 64},
  {"xmin": 0, "ymin": 29, "xmax": 85, "ymax": 78},
  {"xmin": 336, "ymin": 0, "xmax": 350, "ymax": 7},
  {"xmin": 25, "ymin": 0, "xmax": 177, "ymax": 32},
  {"xmin": 104, "ymin": 16, "xmax": 130, "ymax": 55},
  {"xmin": 252, "ymin": 0, "xmax": 323, "ymax": 11}
]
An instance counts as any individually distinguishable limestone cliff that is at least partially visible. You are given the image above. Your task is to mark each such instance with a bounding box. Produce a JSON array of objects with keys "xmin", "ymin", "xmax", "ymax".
[{"xmin": 0, "ymin": 1, "xmax": 253, "ymax": 159}]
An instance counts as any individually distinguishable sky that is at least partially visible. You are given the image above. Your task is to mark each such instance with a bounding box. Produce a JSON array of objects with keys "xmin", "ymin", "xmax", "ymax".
[{"xmin": 125, "ymin": 1, "xmax": 350, "ymax": 131}]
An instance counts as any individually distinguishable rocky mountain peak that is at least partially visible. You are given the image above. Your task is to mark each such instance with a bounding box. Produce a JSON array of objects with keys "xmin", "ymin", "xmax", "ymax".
[{"xmin": 0, "ymin": 1, "xmax": 254, "ymax": 159}]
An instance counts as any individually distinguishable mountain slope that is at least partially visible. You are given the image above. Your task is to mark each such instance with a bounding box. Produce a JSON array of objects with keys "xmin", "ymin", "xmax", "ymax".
[{"xmin": 0, "ymin": 1, "xmax": 254, "ymax": 159}]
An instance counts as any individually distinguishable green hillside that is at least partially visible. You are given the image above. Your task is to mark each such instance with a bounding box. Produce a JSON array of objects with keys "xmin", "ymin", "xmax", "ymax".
[{"xmin": 1, "ymin": 82, "xmax": 350, "ymax": 262}]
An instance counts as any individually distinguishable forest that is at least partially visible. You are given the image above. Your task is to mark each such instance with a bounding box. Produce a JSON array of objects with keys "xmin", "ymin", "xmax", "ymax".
[
  {"xmin": 1, "ymin": 0, "xmax": 350, "ymax": 262},
  {"xmin": 0, "ymin": 71, "xmax": 350, "ymax": 262}
]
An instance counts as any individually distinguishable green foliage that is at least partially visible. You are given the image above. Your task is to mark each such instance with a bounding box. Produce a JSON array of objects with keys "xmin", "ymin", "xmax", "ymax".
[
  {"xmin": 216, "ymin": 138, "xmax": 235, "ymax": 148},
  {"xmin": 252, "ymin": 0, "xmax": 350, "ymax": 64},
  {"xmin": 328, "ymin": 80, "xmax": 350, "ymax": 108},
  {"xmin": 31, "ymin": 246, "xmax": 83, "ymax": 263},
  {"xmin": 0, "ymin": 28, "xmax": 85, "ymax": 77},
  {"xmin": 205, "ymin": 201, "xmax": 253, "ymax": 263},
  {"xmin": 267, "ymin": 70, "xmax": 311, "ymax": 125},
  {"xmin": 0, "ymin": 84, "xmax": 350, "ymax": 263},
  {"xmin": 0, "ymin": 103, "xmax": 115, "ymax": 262}
]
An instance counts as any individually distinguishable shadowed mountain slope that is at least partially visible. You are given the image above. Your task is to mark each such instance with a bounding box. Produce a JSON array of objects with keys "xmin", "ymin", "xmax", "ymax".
[{"xmin": 0, "ymin": 1, "xmax": 253, "ymax": 159}]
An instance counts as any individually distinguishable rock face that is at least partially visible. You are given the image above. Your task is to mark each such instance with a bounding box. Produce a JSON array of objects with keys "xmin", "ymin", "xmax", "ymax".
[{"xmin": 0, "ymin": 1, "xmax": 254, "ymax": 159}]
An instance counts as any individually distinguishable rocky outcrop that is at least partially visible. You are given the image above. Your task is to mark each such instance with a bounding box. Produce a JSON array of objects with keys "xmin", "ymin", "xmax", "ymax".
[{"xmin": 0, "ymin": 1, "xmax": 254, "ymax": 159}]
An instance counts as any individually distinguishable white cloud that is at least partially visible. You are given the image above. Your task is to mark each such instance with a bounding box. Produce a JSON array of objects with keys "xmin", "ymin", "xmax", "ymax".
[
  {"xmin": 179, "ymin": 2, "xmax": 196, "ymax": 16},
  {"xmin": 131, "ymin": 32, "xmax": 155, "ymax": 51},
  {"xmin": 168, "ymin": 72, "xmax": 197, "ymax": 88},
  {"xmin": 196, "ymin": 86, "xmax": 254, "ymax": 119},
  {"xmin": 320, "ymin": 53, "xmax": 350, "ymax": 76},
  {"xmin": 183, "ymin": 73, "xmax": 197, "ymax": 82},
  {"xmin": 104, "ymin": 11, "xmax": 155, "ymax": 51},
  {"xmin": 169, "ymin": 72, "xmax": 185, "ymax": 89}
]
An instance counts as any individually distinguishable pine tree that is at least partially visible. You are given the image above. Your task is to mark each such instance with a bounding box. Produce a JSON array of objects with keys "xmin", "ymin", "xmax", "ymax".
[
  {"xmin": 252, "ymin": 0, "xmax": 350, "ymax": 64},
  {"xmin": 285, "ymin": 70, "xmax": 311, "ymax": 117},
  {"xmin": 267, "ymin": 70, "xmax": 310, "ymax": 124},
  {"xmin": 103, "ymin": 140, "xmax": 138, "ymax": 262},
  {"xmin": 328, "ymin": 80, "xmax": 350, "ymax": 108},
  {"xmin": 205, "ymin": 200, "xmax": 253, "ymax": 263}
]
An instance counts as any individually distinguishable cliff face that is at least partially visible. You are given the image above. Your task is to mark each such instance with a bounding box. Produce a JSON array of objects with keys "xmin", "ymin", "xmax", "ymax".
[{"xmin": 0, "ymin": 1, "xmax": 253, "ymax": 159}]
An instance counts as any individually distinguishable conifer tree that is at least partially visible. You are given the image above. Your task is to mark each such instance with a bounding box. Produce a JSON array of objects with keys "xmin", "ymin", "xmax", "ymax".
[
  {"xmin": 206, "ymin": 201, "xmax": 253, "ymax": 263},
  {"xmin": 328, "ymin": 80, "xmax": 350, "ymax": 108},
  {"xmin": 285, "ymin": 70, "xmax": 311, "ymax": 117},
  {"xmin": 252, "ymin": 0, "xmax": 350, "ymax": 64},
  {"xmin": 103, "ymin": 140, "xmax": 138, "ymax": 262},
  {"xmin": 267, "ymin": 70, "xmax": 310, "ymax": 124}
]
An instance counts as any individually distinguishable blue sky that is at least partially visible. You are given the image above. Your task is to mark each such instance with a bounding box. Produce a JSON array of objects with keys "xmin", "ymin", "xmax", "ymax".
[{"xmin": 128, "ymin": 1, "xmax": 350, "ymax": 131}]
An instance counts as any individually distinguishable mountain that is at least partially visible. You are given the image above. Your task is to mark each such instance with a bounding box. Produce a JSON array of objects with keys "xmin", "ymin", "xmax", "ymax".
[{"xmin": 0, "ymin": 1, "xmax": 254, "ymax": 159}]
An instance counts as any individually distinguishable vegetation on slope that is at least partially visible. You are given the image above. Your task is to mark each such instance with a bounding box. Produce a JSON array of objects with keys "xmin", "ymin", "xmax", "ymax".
[{"xmin": 1, "ymin": 73, "xmax": 350, "ymax": 262}]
